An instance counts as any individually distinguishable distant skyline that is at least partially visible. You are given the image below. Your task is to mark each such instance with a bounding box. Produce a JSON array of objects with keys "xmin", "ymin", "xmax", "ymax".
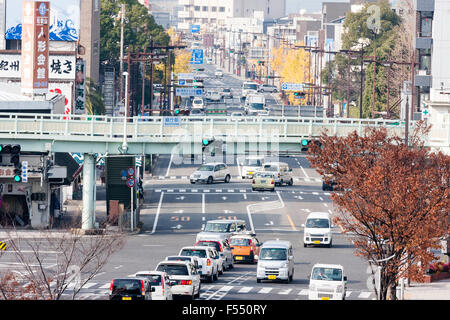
[{"xmin": 286, "ymin": 0, "xmax": 350, "ymax": 14}]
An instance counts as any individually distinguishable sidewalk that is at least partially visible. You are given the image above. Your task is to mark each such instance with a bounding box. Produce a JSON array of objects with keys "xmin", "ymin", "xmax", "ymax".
[{"xmin": 403, "ymin": 278, "xmax": 450, "ymax": 300}]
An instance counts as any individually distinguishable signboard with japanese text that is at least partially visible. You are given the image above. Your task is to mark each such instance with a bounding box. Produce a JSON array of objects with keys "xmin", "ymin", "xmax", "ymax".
[
  {"xmin": 103, "ymin": 69, "xmax": 115, "ymax": 116},
  {"xmin": 21, "ymin": 1, "xmax": 50, "ymax": 95},
  {"xmin": 0, "ymin": 54, "xmax": 76, "ymax": 79},
  {"xmin": 5, "ymin": 0, "xmax": 80, "ymax": 42},
  {"xmin": 74, "ymin": 59, "xmax": 85, "ymax": 114},
  {"xmin": 190, "ymin": 49, "xmax": 203, "ymax": 65}
]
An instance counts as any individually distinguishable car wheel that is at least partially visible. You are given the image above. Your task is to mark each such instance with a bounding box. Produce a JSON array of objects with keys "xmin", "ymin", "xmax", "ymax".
[
  {"xmin": 328, "ymin": 240, "xmax": 333, "ymax": 248},
  {"xmin": 195, "ymin": 285, "xmax": 201, "ymax": 299},
  {"xmin": 207, "ymin": 176, "xmax": 213, "ymax": 184},
  {"xmin": 289, "ymin": 271, "xmax": 294, "ymax": 282},
  {"xmin": 288, "ymin": 178, "xmax": 293, "ymax": 186},
  {"xmin": 208, "ymin": 274, "xmax": 214, "ymax": 283},
  {"xmin": 303, "ymin": 243, "xmax": 307, "ymax": 248},
  {"xmin": 213, "ymin": 272, "xmax": 218, "ymax": 281},
  {"xmin": 224, "ymin": 175, "xmax": 231, "ymax": 183},
  {"xmin": 252, "ymin": 187, "xmax": 256, "ymax": 191},
  {"xmin": 271, "ymin": 188, "xmax": 275, "ymax": 192},
  {"xmin": 190, "ymin": 181, "xmax": 195, "ymax": 184}
]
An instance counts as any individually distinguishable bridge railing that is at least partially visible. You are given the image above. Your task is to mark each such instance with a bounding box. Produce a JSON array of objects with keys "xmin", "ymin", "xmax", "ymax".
[{"xmin": 0, "ymin": 113, "xmax": 413, "ymax": 141}]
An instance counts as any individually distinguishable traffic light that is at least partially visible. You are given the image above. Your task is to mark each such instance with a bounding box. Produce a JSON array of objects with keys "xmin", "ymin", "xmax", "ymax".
[
  {"xmin": 301, "ymin": 139, "xmax": 310, "ymax": 152},
  {"xmin": 193, "ymin": 79, "xmax": 204, "ymax": 89},
  {"xmin": 202, "ymin": 138, "xmax": 214, "ymax": 152},
  {"xmin": 13, "ymin": 167, "xmax": 21, "ymax": 182},
  {"xmin": 175, "ymin": 108, "xmax": 180, "ymax": 115},
  {"xmin": 10, "ymin": 144, "xmax": 21, "ymax": 182},
  {"xmin": 194, "ymin": 68, "xmax": 204, "ymax": 72},
  {"xmin": 294, "ymin": 92, "xmax": 306, "ymax": 99}
]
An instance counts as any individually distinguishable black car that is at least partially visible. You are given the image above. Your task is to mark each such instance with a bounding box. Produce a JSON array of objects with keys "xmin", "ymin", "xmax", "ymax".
[{"xmin": 109, "ymin": 278, "xmax": 154, "ymax": 300}]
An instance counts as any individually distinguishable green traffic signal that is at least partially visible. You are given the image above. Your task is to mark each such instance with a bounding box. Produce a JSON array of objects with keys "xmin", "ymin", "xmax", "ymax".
[
  {"xmin": 202, "ymin": 139, "xmax": 209, "ymax": 145},
  {"xmin": 14, "ymin": 175, "xmax": 21, "ymax": 182},
  {"xmin": 301, "ymin": 139, "xmax": 309, "ymax": 146},
  {"xmin": 175, "ymin": 109, "xmax": 180, "ymax": 114}
]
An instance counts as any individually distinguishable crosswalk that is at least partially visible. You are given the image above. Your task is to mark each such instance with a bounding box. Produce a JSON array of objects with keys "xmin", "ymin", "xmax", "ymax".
[
  {"xmin": 150, "ymin": 188, "xmax": 330, "ymax": 195},
  {"xmin": 67, "ymin": 281, "xmax": 374, "ymax": 300},
  {"xmin": 149, "ymin": 176, "xmax": 322, "ymax": 183}
]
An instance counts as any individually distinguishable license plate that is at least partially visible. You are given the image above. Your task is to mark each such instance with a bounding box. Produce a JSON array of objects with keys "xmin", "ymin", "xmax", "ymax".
[
  {"xmin": 321, "ymin": 297, "xmax": 330, "ymax": 300},
  {"xmin": 122, "ymin": 297, "xmax": 131, "ymax": 300},
  {"xmin": 268, "ymin": 275, "xmax": 276, "ymax": 280},
  {"xmin": 261, "ymin": 180, "xmax": 266, "ymax": 183},
  {"xmin": 314, "ymin": 240, "xmax": 321, "ymax": 244},
  {"xmin": 236, "ymin": 256, "xmax": 243, "ymax": 260},
  {"xmin": 248, "ymin": 172, "xmax": 253, "ymax": 175}
]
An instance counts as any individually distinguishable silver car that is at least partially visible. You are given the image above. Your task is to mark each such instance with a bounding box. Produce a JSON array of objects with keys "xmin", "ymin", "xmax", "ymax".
[{"xmin": 190, "ymin": 162, "xmax": 231, "ymax": 184}]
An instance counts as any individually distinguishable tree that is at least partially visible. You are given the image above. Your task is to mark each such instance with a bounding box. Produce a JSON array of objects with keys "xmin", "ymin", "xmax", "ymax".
[
  {"xmin": 85, "ymin": 77, "xmax": 105, "ymax": 115},
  {"xmin": 0, "ymin": 228, "xmax": 125, "ymax": 300},
  {"xmin": 307, "ymin": 123, "xmax": 450, "ymax": 300}
]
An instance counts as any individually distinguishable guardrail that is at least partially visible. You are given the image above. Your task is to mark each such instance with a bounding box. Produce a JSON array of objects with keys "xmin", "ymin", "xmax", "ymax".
[{"xmin": 0, "ymin": 113, "xmax": 413, "ymax": 142}]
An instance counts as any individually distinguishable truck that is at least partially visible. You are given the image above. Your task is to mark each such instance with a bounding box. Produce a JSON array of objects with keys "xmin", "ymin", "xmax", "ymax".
[{"xmin": 245, "ymin": 94, "xmax": 266, "ymax": 115}]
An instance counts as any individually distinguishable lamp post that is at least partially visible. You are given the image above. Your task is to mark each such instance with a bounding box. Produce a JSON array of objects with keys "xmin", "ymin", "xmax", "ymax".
[{"xmin": 122, "ymin": 72, "xmax": 129, "ymax": 153}]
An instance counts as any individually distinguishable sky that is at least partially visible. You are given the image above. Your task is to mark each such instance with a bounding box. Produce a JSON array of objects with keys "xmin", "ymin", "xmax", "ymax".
[{"xmin": 285, "ymin": 0, "xmax": 350, "ymax": 14}]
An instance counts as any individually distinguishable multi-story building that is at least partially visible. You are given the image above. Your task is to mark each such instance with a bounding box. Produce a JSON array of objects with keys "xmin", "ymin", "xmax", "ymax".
[
  {"xmin": 79, "ymin": 0, "xmax": 101, "ymax": 84},
  {"xmin": 177, "ymin": 0, "xmax": 285, "ymax": 31}
]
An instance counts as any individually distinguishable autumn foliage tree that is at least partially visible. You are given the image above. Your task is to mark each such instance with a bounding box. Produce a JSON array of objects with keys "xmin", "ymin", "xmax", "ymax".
[{"xmin": 307, "ymin": 123, "xmax": 450, "ymax": 300}]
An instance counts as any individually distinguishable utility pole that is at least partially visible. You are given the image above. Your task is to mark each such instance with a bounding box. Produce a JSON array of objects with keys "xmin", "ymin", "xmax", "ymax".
[
  {"xmin": 119, "ymin": 4, "xmax": 125, "ymax": 104},
  {"xmin": 149, "ymin": 36, "xmax": 153, "ymax": 115}
]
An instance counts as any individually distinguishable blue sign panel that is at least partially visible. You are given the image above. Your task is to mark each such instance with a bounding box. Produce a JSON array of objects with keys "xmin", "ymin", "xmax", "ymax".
[
  {"xmin": 190, "ymin": 49, "xmax": 203, "ymax": 65},
  {"xmin": 191, "ymin": 24, "xmax": 201, "ymax": 33},
  {"xmin": 176, "ymin": 88, "xmax": 203, "ymax": 97},
  {"xmin": 163, "ymin": 117, "xmax": 181, "ymax": 127}
]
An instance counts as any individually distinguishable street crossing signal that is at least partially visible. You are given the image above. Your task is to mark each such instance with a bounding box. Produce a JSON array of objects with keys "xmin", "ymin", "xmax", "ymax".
[
  {"xmin": 13, "ymin": 168, "xmax": 21, "ymax": 182},
  {"xmin": 194, "ymin": 68, "xmax": 204, "ymax": 72},
  {"xmin": 301, "ymin": 139, "xmax": 310, "ymax": 152},
  {"xmin": 294, "ymin": 92, "xmax": 306, "ymax": 98}
]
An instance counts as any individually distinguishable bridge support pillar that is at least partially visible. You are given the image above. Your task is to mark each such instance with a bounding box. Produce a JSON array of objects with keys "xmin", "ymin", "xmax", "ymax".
[{"xmin": 82, "ymin": 153, "xmax": 96, "ymax": 230}]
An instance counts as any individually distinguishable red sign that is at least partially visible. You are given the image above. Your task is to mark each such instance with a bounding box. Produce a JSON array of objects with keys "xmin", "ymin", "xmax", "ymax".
[{"xmin": 21, "ymin": 1, "xmax": 50, "ymax": 95}]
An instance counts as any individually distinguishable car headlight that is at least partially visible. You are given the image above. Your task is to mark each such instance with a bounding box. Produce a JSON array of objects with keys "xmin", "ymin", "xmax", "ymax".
[
  {"xmin": 281, "ymin": 262, "xmax": 288, "ymax": 268},
  {"xmin": 305, "ymin": 232, "xmax": 310, "ymax": 237}
]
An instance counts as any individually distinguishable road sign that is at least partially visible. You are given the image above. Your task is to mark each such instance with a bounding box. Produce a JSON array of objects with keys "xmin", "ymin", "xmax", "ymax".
[
  {"xmin": 21, "ymin": 161, "xmax": 28, "ymax": 183},
  {"xmin": 136, "ymin": 156, "xmax": 142, "ymax": 167},
  {"xmin": 177, "ymin": 73, "xmax": 194, "ymax": 80},
  {"xmin": 163, "ymin": 117, "xmax": 181, "ymax": 127},
  {"xmin": 175, "ymin": 87, "xmax": 203, "ymax": 97},
  {"xmin": 282, "ymin": 83, "xmax": 305, "ymax": 91},
  {"xmin": 121, "ymin": 169, "xmax": 127, "ymax": 181},
  {"xmin": 126, "ymin": 177, "xmax": 135, "ymax": 188},
  {"xmin": 178, "ymin": 79, "xmax": 186, "ymax": 86},
  {"xmin": 127, "ymin": 167, "xmax": 135, "ymax": 177},
  {"xmin": 190, "ymin": 49, "xmax": 203, "ymax": 65},
  {"xmin": 191, "ymin": 24, "xmax": 201, "ymax": 33}
]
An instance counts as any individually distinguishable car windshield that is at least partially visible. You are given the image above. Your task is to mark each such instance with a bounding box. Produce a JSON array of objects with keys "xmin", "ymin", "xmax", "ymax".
[
  {"xmin": 306, "ymin": 218, "xmax": 330, "ymax": 228},
  {"xmin": 180, "ymin": 249, "xmax": 207, "ymax": 258},
  {"xmin": 244, "ymin": 159, "xmax": 262, "ymax": 166},
  {"xmin": 203, "ymin": 222, "xmax": 230, "ymax": 233},
  {"xmin": 156, "ymin": 264, "xmax": 189, "ymax": 276},
  {"xmin": 250, "ymin": 103, "xmax": 264, "ymax": 110},
  {"xmin": 255, "ymin": 172, "xmax": 273, "ymax": 178},
  {"xmin": 230, "ymin": 238, "xmax": 251, "ymax": 246},
  {"xmin": 135, "ymin": 274, "xmax": 161, "ymax": 286},
  {"xmin": 243, "ymin": 83, "xmax": 258, "ymax": 90},
  {"xmin": 193, "ymin": 99, "xmax": 202, "ymax": 104},
  {"xmin": 112, "ymin": 279, "xmax": 142, "ymax": 295},
  {"xmin": 259, "ymin": 248, "xmax": 287, "ymax": 260},
  {"xmin": 196, "ymin": 241, "xmax": 221, "ymax": 251},
  {"xmin": 223, "ymin": 89, "xmax": 230, "ymax": 92},
  {"xmin": 311, "ymin": 267, "xmax": 342, "ymax": 281},
  {"xmin": 263, "ymin": 165, "xmax": 278, "ymax": 172},
  {"xmin": 198, "ymin": 165, "xmax": 214, "ymax": 171},
  {"xmin": 167, "ymin": 256, "xmax": 191, "ymax": 262}
]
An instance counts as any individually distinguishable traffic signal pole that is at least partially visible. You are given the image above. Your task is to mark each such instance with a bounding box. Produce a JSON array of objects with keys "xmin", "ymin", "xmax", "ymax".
[{"xmin": 81, "ymin": 153, "xmax": 96, "ymax": 231}]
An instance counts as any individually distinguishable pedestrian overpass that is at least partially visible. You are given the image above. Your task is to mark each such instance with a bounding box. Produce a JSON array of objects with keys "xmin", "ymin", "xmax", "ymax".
[
  {"xmin": 0, "ymin": 113, "xmax": 426, "ymax": 231},
  {"xmin": 0, "ymin": 113, "xmax": 418, "ymax": 155}
]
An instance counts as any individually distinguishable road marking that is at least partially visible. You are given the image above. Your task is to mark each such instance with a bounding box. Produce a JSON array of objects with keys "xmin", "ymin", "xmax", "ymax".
[
  {"xmin": 358, "ymin": 292, "xmax": 372, "ymax": 299},
  {"xmin": 319, "ymin": 197, "xmax": 323, "ymax": 201},
  {"xmin": 243, "ymin": 194, "xmax": 247, "ymax": 200},
  {"xmin": 298, "ymin": 289, "xmax": 309, "ymax": 295},
  {"xmin": 236, "ymin": 157, "xmax": 242, "ymax": 177},
  {"xmin": 166, "ymin": 152, "xmax": 174, "ymax": 177},
  {"xmin": 346, "ymin": 291, "xmax": 352, "ymax": 298},
  {"xmin": 278, "ymin": 288, "xmax": 292, "ymax": 295},
  {"xmin": 83, "ymin": 282, "xmax": 98, "ymax": 289},
  {"xmin": 258, "ymin": 287, "xmax": 272, "ymax": 294},
  {"xmin": 202, "ymin": 193, "xmax": 205, "ymax": 214},
  {"xmin": 300, "ymin": 166, "xmax": 309, "ymax": 179},
  {"xmin": 238, "ymin": 286, "xmax": 253, "ymax": 293},
  {"xmin": 324, "ymin": 203, "xmax": 328, "ymax": 207},
  {"xmin": 151, "ymin": 192, "xmax": 165, "ymax": 234},
  {"xmin": 99, "ymin": 283, "xmax": 111, "ymax": 289},
  {"xmin": 312, "ymin": 192, "xmax": 319, "ymax": 195},
  {"xmin": 286, "ymin": 214, "xmax": 297, "ymax": 231}
]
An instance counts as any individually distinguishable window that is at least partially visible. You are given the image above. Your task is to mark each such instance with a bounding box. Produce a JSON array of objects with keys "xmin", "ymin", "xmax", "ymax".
[
  {"xmin": 202, "ymin": 6, "xmax": 207, "ymax": 12},
  {"xmin": 219, "ymin": 7, "xmax": 225, "ymax": 12},
  {"xmin": 419, "ymin": 11, "xmax": 433, "ymax": 37},
  {"xmin": 419, "ymin": 48, "xmax": 431, "ymax": 74},
  {"xmin": 194, "ymin": 6, "xmax": 200, "ymax": 11},
  {"xmin": 211, "ymin": 6, "xmax": 217, "ymax": 12}
]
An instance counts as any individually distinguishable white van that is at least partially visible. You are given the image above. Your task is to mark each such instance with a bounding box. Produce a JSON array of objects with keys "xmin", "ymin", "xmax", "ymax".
[
  {"xmin": 241, "ymin": 155, "xmax": 265, "ymax": 179},
  {"xmin": 302, "ymin": 212, "xmax": 333, "ymax": 248},
  {"xmin": 256, "ymin": 240, "xmax": 294, "ymax": 283},
  {"xmin": 308, "ymin": 264, "xmax": 347, "ymax": 300},
  {"xmin": 262, "ymin": 162, "xmax": 293, "ymax": 186}
]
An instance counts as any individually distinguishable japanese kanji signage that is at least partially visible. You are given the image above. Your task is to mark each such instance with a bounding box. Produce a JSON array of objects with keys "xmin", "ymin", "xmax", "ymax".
[
  {"xmin": 21, "ymin": 1, "xmax": 50, "ymax": 95},
  {"xmin": 0, "ymin": 54, "xmax": 75, "ymax": 79},
  {"xmin": 75, "ymin": 58, "xmax": 86, "ymax": 114}
]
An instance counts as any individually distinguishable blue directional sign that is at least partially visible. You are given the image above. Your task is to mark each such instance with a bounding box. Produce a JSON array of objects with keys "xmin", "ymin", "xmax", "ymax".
[
  {"xmin": 176, "ymin": 87, "xmax": 203, "ymax": 97},
  {"xmin": 191, "ymin": 24, "xmax": 201, "ymax": 33},
  {"xmin": 282, "ymin": 83, "xmax": 305, "ymax": 91},
  {"xmin": 190, "ymin": 49, "xmax": 203, "ymax": 65},
  {"xmin": 163, "ymin": 117, "xmax": 181, "ymax": 127},
  {"xmin": 178, "ymin": 79, "xmax": 186, "ymax": 86}
]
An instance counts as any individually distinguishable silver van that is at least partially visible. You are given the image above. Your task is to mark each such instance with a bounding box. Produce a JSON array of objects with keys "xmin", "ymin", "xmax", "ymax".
[
  {"xmin": 256, "ymin": 240, "xmax": 294, "ymax": 283},
  {"xmin": 263, "ymin": 162, "xmax": 293, "ymax": 186}
]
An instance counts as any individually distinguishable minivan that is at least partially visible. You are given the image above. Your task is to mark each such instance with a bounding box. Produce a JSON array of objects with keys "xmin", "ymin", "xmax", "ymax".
[
  {"xmin": 263, "ymin": 162, "xmax": 293, "ymax": 186},
  {"xmin": 302, "ymin": 212, "xmax": 333, "ymax": 248},
  {"xmin": 196, "ymin": 219, "xmax": 247, "ymax": 242},
  {"xmin": 308, "ymin": 264, "xmax": 347, "ymax": 300},
  {"xmin": 256, "ymin": 240, "xmax": 294, "ymax": 283}
]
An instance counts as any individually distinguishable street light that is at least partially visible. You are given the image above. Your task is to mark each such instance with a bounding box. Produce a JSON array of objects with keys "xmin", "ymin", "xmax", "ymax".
[{"xmin": 121, "ymin": 72, "xmax": 129, "ymax": 154}]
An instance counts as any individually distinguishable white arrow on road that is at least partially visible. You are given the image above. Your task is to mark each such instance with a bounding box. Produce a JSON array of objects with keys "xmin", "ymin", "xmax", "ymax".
[
  {"xmin": 174, "ymin": 210, "xmax": 184, "ymax": 214},
  {"xmin": 176, "ymin": 196, "xmax": 185, "ymax": 200},
  {"xmin": 222, "ymin": 196, "xmax": 227, "ymax": 200},
  {"xmin": 264, "ymin": 221, "xmax": 274, "ymax": 226},
  {"xmin": 224, "ymin": 209, "xmax": 234, "ymax": 214},
  {"xmin": 171, "ymin": 224, "xmax": 183, "ymax": 229}
]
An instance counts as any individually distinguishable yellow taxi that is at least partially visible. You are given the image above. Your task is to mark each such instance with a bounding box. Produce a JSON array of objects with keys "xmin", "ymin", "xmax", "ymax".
[{"xmin": 251, "ymin": 172, "xmax": 275, "ymax": 192}]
